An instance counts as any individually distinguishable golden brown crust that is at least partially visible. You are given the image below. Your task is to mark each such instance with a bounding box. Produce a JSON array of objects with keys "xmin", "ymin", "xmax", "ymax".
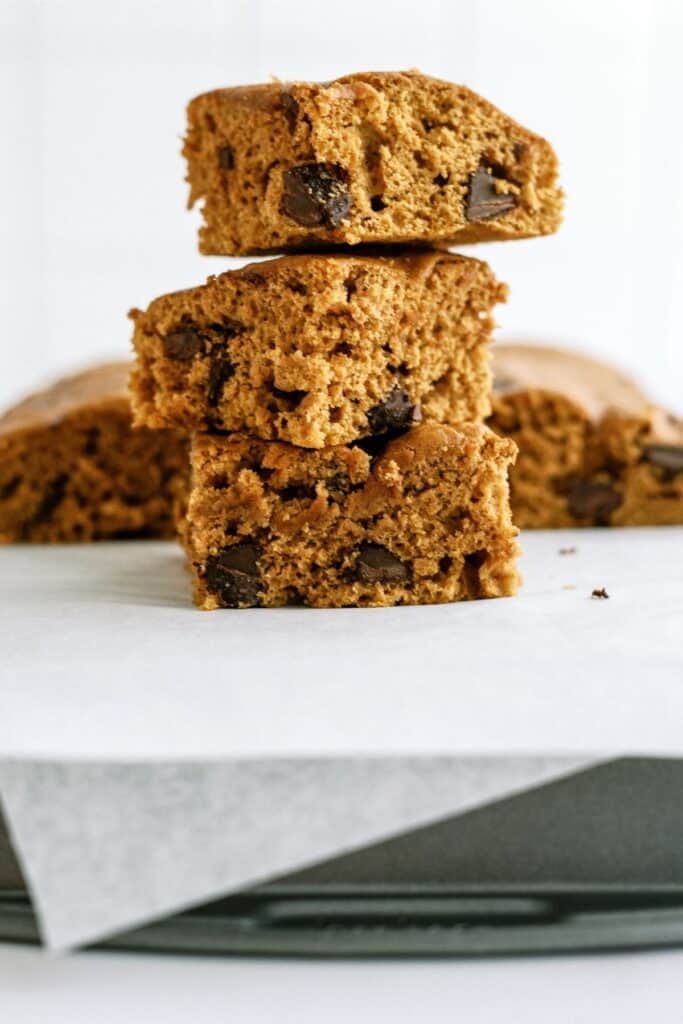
[
  {"xmin": 130, "ymin": 250, "xmax": 505, "ymax": 448},
  {"xmin": 0, "ymin": 363, "xmax": 130, "ymax": 438},
  {"xmin": 0, "ymin": 363, "xmax": 188, "ymax": 543},
  {"xmin": 182, "ymin": 422, "xmax": 519, "ymax": 609},
  {"xmin": 488, "ymin": 343, "xmax": 683, "ymax": 528},
  {"xmin": 183, "ymin": 70, "xmax": 563, "ymax": 255},
  {"xmin": 492, "ymin": 343, "xmax": 648, "ymax": 421}
]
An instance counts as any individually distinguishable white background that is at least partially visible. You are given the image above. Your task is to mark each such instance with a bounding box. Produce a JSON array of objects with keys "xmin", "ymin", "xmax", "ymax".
[
  {"xmin": 2, "ymin": 0, "xmax": 683, "ymax": 1018},
  {"xmin": 1, "ymin": 0, "xmax": 683, "ymax": 413}
]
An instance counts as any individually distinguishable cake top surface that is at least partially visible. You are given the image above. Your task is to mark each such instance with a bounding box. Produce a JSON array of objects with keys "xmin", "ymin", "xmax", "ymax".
[
  {"xmin": 492, "ymin": 343, "xmax": 648, "ymax": 420},
  {"xmin": 0, "ymin": 362, "xmax": 131, "ymax": 438}
]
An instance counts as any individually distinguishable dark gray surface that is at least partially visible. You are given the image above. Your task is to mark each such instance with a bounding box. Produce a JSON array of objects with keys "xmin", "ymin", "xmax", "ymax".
[{"xmin": 3, "ymin": 758, "xmax": 683, "ymax": 956}]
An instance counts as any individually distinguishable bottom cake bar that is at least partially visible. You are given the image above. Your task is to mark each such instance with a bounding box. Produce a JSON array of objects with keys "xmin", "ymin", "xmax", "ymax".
[
  {"xmin": 489, "ymin": 344, "xmax": 683, "ymax": 529},
  {"xmin": 182, "ymin": 422, "xmax": 519, "ymax": 609}
]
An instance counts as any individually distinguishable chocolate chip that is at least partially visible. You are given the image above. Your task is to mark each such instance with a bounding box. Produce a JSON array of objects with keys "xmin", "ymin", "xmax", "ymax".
[
  {"xmin": 642, "ymin": 444, "xmax": 683, "ymax": 473},
  {"xmin": 207, "ymin": 357, "xmax": 235, "ymax": 407},
  {"xmin": 433, "ymin": 173, "xmax": 449, "ymax": 187},
  {"xmin": 272, "ymin": 387, "xmax": 307, "ymax": 410},
  {"xmin": 366, "ymin": 386, "xmax": 419, "ymax": 435},
  {"xmin": 280, "ymin": 163, "xmax": 352, "ymax": 228},
  {"xmin": 465, "ymin": 162, "xmax": 517, "ymax": 221},
  {"xmin": 370, "ymin": 195, "xmax": 387, "ymax": 211},
  {"xmin": 279, "ymin": 483, "xmax": 317, "ymax": 502},
  {"xmin": 163, "ymin": 328, "xmax": 204, "ymax": 361},
  {"xmin": 204, "ymin": 542, "xmax": 261, "ymax": 607},
  {"xmin": 0, "ymin": 474, "xmax": 20, "ymax": 500},
  {"xmin": 591, "ymin": 587, "xmax": 610, "ymax": 600},
  {"xmin": 280, "ymin": 91, "xmax": 299, "ymax": 133},
  {"xmin": 218, "ymin": 145, "xmax": 234, "ymax": 170},
  {"xmin": 23, "ymin": 473, "xmax": 68, "ymax": 535},
  {"xmin": 463, "ymin": 548, "xmax": 487, "ymax": 596},
  {"xmin": 567, "ymin": 480, "xmax": 622, "ymax": 524},
  {"xmin": 355, "ymin": 543, "xmax": 409, "ymax": 584}
]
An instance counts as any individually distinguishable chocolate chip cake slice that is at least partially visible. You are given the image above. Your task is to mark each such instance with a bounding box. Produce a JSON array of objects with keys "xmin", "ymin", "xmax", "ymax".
[
  {"xmin": 0, "ymin": 363, "xmax": 187, "ymax": 543},
  {"xmin": 129, "ymin": 250, "xmax": 506, "ymax": 449},
  {"xmin": 488, "ymin": 344, "xmax": 683, "ymax": 528},
  {"xmin": 183, "ymin": 70, "xmax": 563, "ymax": 255},
  {"xmin": 181, "ymin": 422, "xmax": 519, "ymax": 609}
]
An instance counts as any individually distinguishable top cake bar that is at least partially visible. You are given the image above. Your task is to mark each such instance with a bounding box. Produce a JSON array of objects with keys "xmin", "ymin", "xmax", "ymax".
[{"xmin": 184, "ymin": 70, "xmax": 563, "ymax": 255}]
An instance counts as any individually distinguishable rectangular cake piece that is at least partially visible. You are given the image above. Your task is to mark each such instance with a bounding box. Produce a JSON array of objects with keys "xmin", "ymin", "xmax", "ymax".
[
  {"xmin": 0, "ymin": 363, "xmax": 187, "ymax": 543},
  {"xmin": 183, "ymin": 70, "xmax": 563, "ymax": 255},
  {"xmin": 182, "ymin": 422, "xmax": 519, "ymax": 609},
  {"xmin": 130, "ymin": 250, "xmax": 505, "ymax": 449},
  {"xmin": 488, "ymin": 344, "xmax": 683, "ymax": 528}
]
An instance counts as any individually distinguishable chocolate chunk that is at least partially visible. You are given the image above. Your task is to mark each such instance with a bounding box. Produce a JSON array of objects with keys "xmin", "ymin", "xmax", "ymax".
[
  {"xmin": 218, "ymin": 145, "xmax": 234, "ymax": 170},
  {"xmin": 567, "ymin": 480, "xmax": 622, "ymax": 524},
  {"xmin": 367, "ymin": 386, "xmax": 419, "ymax": 435},
  {"xmin": 0, "ymin": 474, "xmax": 20, "ymax": 500},
  {"xmin": 463, "ymin": 548, "xmax": 487, "ymax": 596},
  {"xmin": 433, "ymin": 173, "xmax": 449, "ymax": 187},
  {"xmin": 207, "ymin": 357, "xmax": 235, "ymax": 407},
  {"xmin": 23, "ymin": 473, "xmax": 68, "ymax": 535},
  {"xmin": 163, "ymin": 328, "xmax": 204, "ymax": 361},
  {"xmin": 465, "ymin": 163, "xmax": 517, "ymax": 221},
  {"xmin": 272, "ymin": 387, "xmax": 307, "ymax": 410},
  {"xmin": 279, "ymin": 483, "xmax": 318, "ymax": 502},
  {"xmin": 204, "ymin": 542, "xmax": 261, "ymax": 607},
  {"xmin": 370, "ymin": 195, "xmax": 387, "ymax": 211},
  {"xmin": 355, "ymin": 543, "xmax": 409, "ymax": 584},
  {"xmin": 591, "ymin": 587, "xmax": 610, "ymax": 600},
  {"xmin": 280, "ymin": 163, "xmax": 352, "ymax": 229},
  {"xmin": 280, "ymin": 91, "xmax": 299, "ymax": 133},
  {"xmin": 642, "ymin": 444, "xmax": 683, "ymax": 473}
]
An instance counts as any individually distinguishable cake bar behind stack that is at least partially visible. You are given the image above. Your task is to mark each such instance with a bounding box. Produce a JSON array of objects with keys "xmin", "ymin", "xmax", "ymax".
[
  {"xmin": 489, "ymin": 343, "xmax": 683, "ymax": 528},
  {"xmin": 0, "ymin": 364, "xmax": 187, "ymax": 543},
  {"xmin": 181, "ymin": 422, "xmax": 519, "ymax": 609}
]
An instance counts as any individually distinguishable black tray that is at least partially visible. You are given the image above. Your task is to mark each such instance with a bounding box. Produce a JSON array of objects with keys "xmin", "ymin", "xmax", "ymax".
[{"xmin": 3, "ymin": 757, "xmax": 683, "ymax": 957}]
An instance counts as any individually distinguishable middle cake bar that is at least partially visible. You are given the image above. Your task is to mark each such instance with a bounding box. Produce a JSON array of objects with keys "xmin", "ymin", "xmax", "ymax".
[{"xmin": 130, "ymin": 249, "xmax": 506, "ymax": 448}]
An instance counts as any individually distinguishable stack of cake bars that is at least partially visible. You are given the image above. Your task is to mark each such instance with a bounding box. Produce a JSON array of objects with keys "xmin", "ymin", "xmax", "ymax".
[{"xmin": 129, "ymin": 71, "xmax": 564, "ymax": 609}]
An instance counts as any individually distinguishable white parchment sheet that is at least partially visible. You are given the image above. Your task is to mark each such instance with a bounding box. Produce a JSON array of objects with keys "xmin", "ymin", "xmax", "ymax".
[
  {"xmin": 0, "ymin": 756, "xmax": 592, "ymax": 951},
  {"xmin": 1, "ymin": 528, "xmax": 682, "ymax": 950},
  {"xmin": 2, "ymin": 529, "xmax": 683, "ymax": 759}
]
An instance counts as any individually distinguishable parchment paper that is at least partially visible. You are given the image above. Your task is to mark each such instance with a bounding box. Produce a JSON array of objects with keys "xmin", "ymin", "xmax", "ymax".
[{"xmin": 1, "ymin": 528, "xmax": 681, "ymax": 950}]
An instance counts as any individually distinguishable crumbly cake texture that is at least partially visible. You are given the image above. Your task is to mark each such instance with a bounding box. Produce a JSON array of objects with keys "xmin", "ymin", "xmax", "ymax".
[
  {"xmin": 182, "ymin": 422, "xmax": 519, "ymax": 609},
  {"xmin": 0, "ymin": 363, "xmax": 188, "ymax": 543},
  {"xmin": 488, "ymin": 344, "xmax": 683, "ymax": 528},
  {"xmin": 130, "ymin": 250, "xmax": 505, "ymax": 448},
  {"xmin": 183, "ymin": 70, "xmax": 563, "ymax": 255}
]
